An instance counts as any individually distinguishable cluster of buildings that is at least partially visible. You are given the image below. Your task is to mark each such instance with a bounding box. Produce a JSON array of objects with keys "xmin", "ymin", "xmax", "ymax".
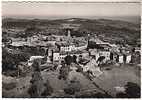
[
  {"xmin": 43, "ymin": 29, "xmax": 89, "ymax": 62},
  {"xmin": 43, "ymin": 29, "xmax": 140, "ymax": 67},
  {"xmin": 3, "ymin": 25, "xmax": 141, "ymax": 69},
  {"xmin": 2, "ymin": 25, "xmax": 141, "ymax": 83}
]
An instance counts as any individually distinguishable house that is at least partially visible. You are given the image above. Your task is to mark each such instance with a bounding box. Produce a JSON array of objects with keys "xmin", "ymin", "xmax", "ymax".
[
  {"xmin": 56, "ymin": 42, "xmax": 76, "ymax": 52},
  {"xmin": 135, "ymin": 47, "xmax": 141, "ymax": 53},
  {"xmin": 27, "ymin": 35, "xmax": 39, "ymax": 43},
  {"xmin": 89, "ymin": 49, "xmax": 110, "ymax": 62},
  {"xmin": 28, "ymin": 56, "xmax": 45, "ymax": 66},
  {"xmin": 126, "ymin": 54, "xmax": 131, "ymax": 63},
  {"xmin": 52, "ymin": 49, "xmax": 89, "ymax": 62},
  {"xmin": 61, "ymin": 44, "xmax": 76, "ymax": 52},
  {"xmin": 83, "ymin": 57, "xmax": 102, "ymax": 77},
  {"xmin": 55, "ymin": 40, "xmax": 88, "ymax": 52},
  {"xmin": 51, "ymin": 35, "xmax": 66, "ymax": 41},
  {"xmin": 83, "ymin": 57, "xmax": 98, "ymax": 72},
  {"xmin": 116, "ymin": 53, "xmax": 124, "ymax": 63},
  {"xmin": 112, "ymin": 52, "xmax": 131, "ymax": 64},
  {"xmin": 81, "ymin": 50, "xmax": 89, "ymax": 58},
  {"xmin": 75, "ymin": 43, "xmax": 88, "ymax": 51},
  {"xmin": 47, "ymin": 41, "xmax": 56, "ymax": 46},
  {"xmin": 10, "ymin": 41, "xmax": 28, "ymax": 48},
  {"xmin": 89, "ymin": 49, "xmax": 100, "ymax": 61},
  {"xmin": 53, "ymin": 52, "xmax": 60, "ymax": 61},
  {"xmin": 99, "ymin": 50, "xmax": 110, "ymax": 62},
  {"xmin": 46, "ymin": 56, "xmax": 52, "ymax": 63}
]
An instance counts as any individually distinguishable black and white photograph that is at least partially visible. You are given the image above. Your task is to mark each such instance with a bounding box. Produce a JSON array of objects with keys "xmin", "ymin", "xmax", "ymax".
[{"xmin": 2, "ymin": 1, "xmax": 141, "ymax": 98}]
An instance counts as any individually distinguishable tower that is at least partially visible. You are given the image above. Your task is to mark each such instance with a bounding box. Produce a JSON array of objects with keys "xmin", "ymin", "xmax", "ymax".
[
  {"xmin": 67, "ymin": 28, "xmax": 71, "ymax": 38},
  {"xmin": 87, "ymin": 34, "xmax": 90, "ymax": 49},
  {"xmin": 87, "ymin": 34, "xmax": 90, "ymax": 42},
  {"xmin": 66, "ymin": 28, "xmax": 72, "ymax": 44}
]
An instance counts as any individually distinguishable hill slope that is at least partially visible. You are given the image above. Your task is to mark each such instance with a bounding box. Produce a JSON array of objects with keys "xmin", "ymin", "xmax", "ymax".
[{"xmin": 2, "ymin": 18, "xmax": 140, "ymax": 46}]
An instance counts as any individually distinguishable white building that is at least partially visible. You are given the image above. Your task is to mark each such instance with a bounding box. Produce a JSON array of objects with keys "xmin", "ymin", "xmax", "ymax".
[
  {"xmin": 52, "ymin": 50, "xmax": 89, "ymax": 62},
  {"xmin": 53, "ymin": 52, "xmax": 60, "ymax": 61},
  {"xmin": 75, "ymin": 44, "xmax": 88, "ymax": 51},
  {"xmin": 60, "ymin": 44, "xmax": 76, "ymax": 52},
  {"xmin": 47, "ymin": 41, "xmax": 56, "ymax": 45},
  {"xmin": 126, "ymin": 54, "xmax": 131, "ymax": 63},
  {"xmin": 28, "ymin": 56, "xmax": 45, "ymax": 66},
  {"xmin": 89, "ymin": 49, "xmax": 110, "ymax": 62},
  {"xmin": 83, "ymin": 58, "xmax": 102, "ymax": 77},
  {"xmin": 27, "ymin": 35, "xmax": 39, "ymax": 43},
  {"xmin": 117, "ymin": 54, "xmax": 123, "ymax": 63},
  {"xmin": 83, "ymin": 58, "xmax": 98, "ymax": 72},
  {"xmin": 99, "ymin": 50, "xmax": 110, "ymax": 61}
]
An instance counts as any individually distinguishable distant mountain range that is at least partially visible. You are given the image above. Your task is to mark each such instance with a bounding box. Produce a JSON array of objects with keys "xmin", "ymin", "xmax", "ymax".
[
  {"xmin": 2, "ymin": 15, "xmax": 140, "ymax": 24},
  {"xmin": 2, "ymin": 17, "xmax": 140, "ymax": 46}
]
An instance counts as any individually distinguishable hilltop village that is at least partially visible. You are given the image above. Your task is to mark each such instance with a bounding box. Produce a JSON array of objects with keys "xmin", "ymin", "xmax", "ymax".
[
  {"xmin": 3, "ymin": 25, "xmax": 140, "ymax": 67},
  {"xmin": 2, "ymin": 23, "xmax": 140, "ymax": 98}
]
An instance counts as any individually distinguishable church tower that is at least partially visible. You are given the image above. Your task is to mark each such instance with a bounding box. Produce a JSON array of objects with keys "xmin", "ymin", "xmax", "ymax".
[
  {"xmin": 67, "ymin": 28, "xmax": 71, "ymax": 38},
  {"xmin": 87, "ymin": 34, "xmax": 90, "ymax": 45},
  {"xmin": 87, "ymin": 34, "xmax": 90, "ymax": 50},
  {"xmin": 66, "ymin": 28, "xmax": 72, "ymax": 44}
]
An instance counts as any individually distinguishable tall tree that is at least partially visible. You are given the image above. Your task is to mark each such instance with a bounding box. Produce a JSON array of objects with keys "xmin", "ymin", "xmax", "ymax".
[{"xmin": 64, "ymin": 55, "xmax": 73, "ymax": 65}]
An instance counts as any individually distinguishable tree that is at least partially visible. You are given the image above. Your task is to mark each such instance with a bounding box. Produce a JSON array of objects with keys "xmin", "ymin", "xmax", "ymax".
[
  {"xmin": 64, "ymin": 55, "xmax": 73, "ymax": 65},
  {"xmin": 64, "ymin": 77, "xmax": 81, "ymax": 95},
  {"xmin": 132, "ymin": 48, "xmax": 135, "ymax": 53},
  {"xmin": 32, "ymin": 59, "xmax": 41, "ymax": 72},
  {"xmin": 76, "ymin": 92, "xmax": 112, "ymax": 98},
  {"xmin": 125, "ymin": 82, "xmax": 140, "ymax": 98},
  {"xmin": 58, "ymin": 63, "xmax": 70, "ymax": 80},
  {"xmin": 72, "ymin": 55, "xmax": 77, "ymax": 63},
  {"xmin": 41, "ymin": 80, "xmax": 53, "ymax": 96},
  {"xmin": 97, "ymin": 56, "xmax": 105, "ymax": 64},
  {"xmin": 28, "ymin": 60, "xmax": 45, "ymax": 97},
  {"xmin": 110, "ymin": 52, "xmax": 113, "ymax": 60},
  {"xmin": 24, "ymin": 26, "xmax": 42, "ymax": 37},
  {"xmin": 116, "ymin": 82, "xmax": 140, "ymax": 98},
  {"xmin": 2, "ymin": 48, "xmax": 29, "ymax": 73}
]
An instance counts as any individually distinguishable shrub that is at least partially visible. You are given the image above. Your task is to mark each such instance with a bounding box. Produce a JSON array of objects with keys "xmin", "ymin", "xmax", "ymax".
[
  {"xmin": 64, "ymin": 78, "xmax": 81, "ymax": 95},
  {"xmin": 3, "ymin": 82, "xmax": 16, "ymax": 90},
  {"xmin": 116, "ymin": 82, "xmax": 140, "ymax": 98}
]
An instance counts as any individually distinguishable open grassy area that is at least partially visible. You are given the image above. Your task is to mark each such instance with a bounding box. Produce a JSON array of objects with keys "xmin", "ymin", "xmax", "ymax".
[
  {"xmin": 92, "ymin": 64, "xmax": 140, "ymax": 97},
  {"xmin": 2, "ymin": 64, "xmax": 140, "ymax": 98}
]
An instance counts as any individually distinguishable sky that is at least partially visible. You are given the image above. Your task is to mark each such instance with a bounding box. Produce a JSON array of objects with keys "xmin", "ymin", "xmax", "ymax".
[{"xmin": 2, "ymin": 2, "xmax": 140, "ymax": 18}]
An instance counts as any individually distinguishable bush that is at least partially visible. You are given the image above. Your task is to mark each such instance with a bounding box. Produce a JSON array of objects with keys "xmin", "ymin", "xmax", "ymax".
[
  {"xmin": 3, "ymin": 82, "xmax": 16, "ymax": 90},
  {"xmin": 41, "ymin": 80, "xmax": 53, "ymax": 96},
  {"xmin": 2, "ymin": 48, "xmax": 29, "ymax": 72},
  {"xmin": 125, "ymin": 82, "xmax": 140, "ymax": 98},
  {"xmin": 64, "ymin": 78, "xmax": 81, "ymax": 95},
  {"xmin": 28, "ymin": 84, "xmax": 38, "ymax": 97},
  {"xmin": 116, "ymin": 82, "xmax": 140, "ymax": 98},
  {"xmin": 64, "ymin": 55, "xmax": 73, "ymax": 65},
  {"xmin": 75, "ymin": 91, "xmax": 112, "ymax": 98}
]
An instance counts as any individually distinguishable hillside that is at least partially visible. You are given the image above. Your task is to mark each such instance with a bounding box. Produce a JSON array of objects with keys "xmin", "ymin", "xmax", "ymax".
[{"xmin": 2, "ymin": 18, "xmax": 140, "ymax": 46}]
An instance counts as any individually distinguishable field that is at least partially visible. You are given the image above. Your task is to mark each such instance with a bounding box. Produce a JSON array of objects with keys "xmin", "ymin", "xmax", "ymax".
[{"xmin": 93, "ymin": 64, "xmax": 140, "ymax": 97}]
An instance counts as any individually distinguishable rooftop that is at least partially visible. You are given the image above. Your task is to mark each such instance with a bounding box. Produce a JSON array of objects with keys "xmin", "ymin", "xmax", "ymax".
[{"xmin": 59, "ymin": 50, "xmax": 88, "ymax": 55}]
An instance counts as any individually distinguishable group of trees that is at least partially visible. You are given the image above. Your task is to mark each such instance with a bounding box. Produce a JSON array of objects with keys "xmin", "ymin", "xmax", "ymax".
[
  {"xmin": 64, "ymin": 55, "xmax": 77, "ymax": 65},
  {"xmin": 64, "ymin": 77, "xmax": 82, "ymax": 95},
  {"xmin": 28, "ymin": 60, "xmax": 53, "ymax": 97},
  {"xmin": 75, "ymin": 82, "xmax": 140, "ymax": 98},
  {"xmin": 2, "ymin": 48, "xmax": 29, "ymax": 73},
  {"xmin": 116, "ymin": 82, "xmax": 140, "ymax": 98}
]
